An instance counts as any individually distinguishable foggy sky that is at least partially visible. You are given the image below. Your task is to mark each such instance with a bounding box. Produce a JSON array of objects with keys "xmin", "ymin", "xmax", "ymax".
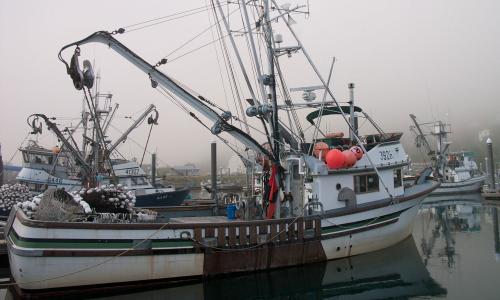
[{"xmin": 1, "ymin": 0, "xmax": 499, "ymax": 172}]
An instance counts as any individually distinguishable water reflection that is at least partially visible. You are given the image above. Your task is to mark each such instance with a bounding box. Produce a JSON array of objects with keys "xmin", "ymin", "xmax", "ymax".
[
  {"xmin": 5, "ymin": 237, "xmax": 445, "ymax": 300},
  {"xmin": 414, "ymin": 195, "xmax": 500, "ymax": 300},
  {"xmin": 419, "ymin": 195, "xmax": 483, "ymax": 270},
  {"xmin": 493, "ymin": 207, "xmax": 499, "ymax": 256}
]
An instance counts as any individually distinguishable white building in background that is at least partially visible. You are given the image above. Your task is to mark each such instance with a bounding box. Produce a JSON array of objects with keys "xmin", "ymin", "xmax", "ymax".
[
  {"xmin": 173, "ymin": 163, "xmax": 200, "ymax": 176},
  {"xmin": 226, "ymin": 153, "xmax": 245, "ymax": 174}
]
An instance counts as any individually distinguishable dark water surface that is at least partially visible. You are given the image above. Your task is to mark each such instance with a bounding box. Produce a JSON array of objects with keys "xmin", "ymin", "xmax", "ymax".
[{"xmin": 2, "ymin": 195, "xmax": 500, "ymax": 299}]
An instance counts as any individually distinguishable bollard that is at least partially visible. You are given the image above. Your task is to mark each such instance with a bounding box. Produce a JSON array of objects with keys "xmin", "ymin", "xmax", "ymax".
[{"xmin": 151, "ymin": 153, "xmax": 156, "ymax": 188}]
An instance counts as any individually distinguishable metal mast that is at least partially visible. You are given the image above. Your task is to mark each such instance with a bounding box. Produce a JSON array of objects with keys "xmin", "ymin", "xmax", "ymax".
[{"xmin": 264, "ymin": 0, "xmax": 280, "ymax": 162}]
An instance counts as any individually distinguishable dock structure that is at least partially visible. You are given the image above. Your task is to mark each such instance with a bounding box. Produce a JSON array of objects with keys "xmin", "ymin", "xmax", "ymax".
[{"xmin": 482, "ymin": 138, "xmax": 500, "ymax": 200}]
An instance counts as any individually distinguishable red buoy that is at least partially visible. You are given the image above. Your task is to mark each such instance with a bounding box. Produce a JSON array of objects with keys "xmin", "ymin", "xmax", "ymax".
[
  {"xmin": 313, "ymin": 142, "xmax": 329, "ymax": 161},
  {"xmin": 349, "ymin": 146, "xmax": 364, "ymax": 160},
  {"xmin": 325, "ymin": 149, "xmax": 345, "ymax": 169},
  {"xmin": 343, "ymin": 150, "xmax": 357, "ymax": 167}
]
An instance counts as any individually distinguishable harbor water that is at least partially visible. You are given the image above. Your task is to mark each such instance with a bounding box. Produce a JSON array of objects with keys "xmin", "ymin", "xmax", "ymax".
[{"xmin": 1, "ymin": 195, "xmax": 499, "ymax": 299}]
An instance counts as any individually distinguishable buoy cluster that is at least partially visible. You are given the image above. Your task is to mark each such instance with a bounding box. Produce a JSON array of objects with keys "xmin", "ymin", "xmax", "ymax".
[
  {"xmin": 75, "ymin": 184, "xmax": 136, "ymax": 213},
  {"xmin": 0, "ymin": 184, "xmax": 34, "ymax": 214},
  {"xmin": 313, "ymin": 143, "xmax": 364, "ymax": 169}
]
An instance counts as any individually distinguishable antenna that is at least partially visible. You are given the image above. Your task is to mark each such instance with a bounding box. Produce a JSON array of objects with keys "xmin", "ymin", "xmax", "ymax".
[{"xmin": 290, "ymin": 85, "xmax": 325, "ymax": 102}]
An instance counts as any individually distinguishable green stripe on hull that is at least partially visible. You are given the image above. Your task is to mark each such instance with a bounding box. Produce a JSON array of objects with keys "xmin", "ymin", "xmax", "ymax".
[
  {"xmin": 321, "ymin": 209, "xmax": 405, "ymax": 235},
  {"xmin": 9, "ymin": 231, "xmax": 193, "ymax": 250},
  {"xmin": 10, "ymin": 233, "xmax": 133, "ymax": 249},
  {"xmin": 152, "ymin": 240, "xmax": 193, "ymax": 248}
]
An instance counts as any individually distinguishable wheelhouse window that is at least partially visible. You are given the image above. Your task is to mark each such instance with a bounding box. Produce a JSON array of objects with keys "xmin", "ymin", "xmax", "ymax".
[
  {"xmin": 393, "ymin": 169, "xmax": 402, "ymax": 188},
  {"xmin": 354, "ymin": 173, "xmax": 379, "ymax": 194},
  {"xmin": 23, "ymin": 153, "xmax": 53, "ymax": 165},
  {"xmin": 131, "ymin": 177, "xmax": 147, "ymax": 186}
]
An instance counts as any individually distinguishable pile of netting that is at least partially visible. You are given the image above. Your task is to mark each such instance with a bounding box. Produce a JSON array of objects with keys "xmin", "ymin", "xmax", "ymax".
[
  {"xmin": 74, "ymin": 184, "xmax": 136, "ymax": 213},
  {"xmin": 0, "ymin": 183, "xmax": 35, "ymax": 216},
  {"xmin": 12, "ymin": 185, "xmax": 157, "ymax": 223}
]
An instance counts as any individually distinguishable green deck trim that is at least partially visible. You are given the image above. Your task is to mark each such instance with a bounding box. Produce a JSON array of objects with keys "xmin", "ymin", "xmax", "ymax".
[
  {"xmin": 9, "ymin": 232, "xmax": 134, "ymax": 249},
  {"xmin": 9, "ymin": 230, "xmax": 193, "ymax": 250},
  {"xmin": 152, "ymin": 240, "xmax": 193, "ymax": 248},
  {"xmin": 321, "ymin": 209, "xmax": 403, "ymax": 235}
]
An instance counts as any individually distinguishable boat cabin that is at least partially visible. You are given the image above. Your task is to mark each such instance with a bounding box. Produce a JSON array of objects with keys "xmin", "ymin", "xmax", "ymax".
[
  {"xmin": 443, "ymin": 151, "xmax": 480, "ymax": 182},
  {"xmin": 305, "ymin": 106, "xmax": 403, "ymax": 152},
  {"xmin": 280, "ymin": 105, "xmax": 410, "ymax": 214}
]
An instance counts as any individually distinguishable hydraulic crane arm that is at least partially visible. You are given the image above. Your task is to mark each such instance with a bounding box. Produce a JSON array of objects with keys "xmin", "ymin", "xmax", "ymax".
[
  {"xmin": 58, "ymin": 31, "xmax": 274, "ymax": 161},
  {"xmin": 29, "ymin": 114, "xmax": 92, "ymax": 175},
  {"xmin": 107, "ymin": 104, "xmax": 157, "ymax": 153},
  {"xmin": 409, "ymin": 114, "xmax": 433, "ymax": 155}
]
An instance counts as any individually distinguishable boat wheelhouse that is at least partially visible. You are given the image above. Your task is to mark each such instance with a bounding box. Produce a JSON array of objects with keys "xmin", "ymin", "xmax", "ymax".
[{"xmin": 16, "ymin": 141, "xmax": 81, "ymax": 193}]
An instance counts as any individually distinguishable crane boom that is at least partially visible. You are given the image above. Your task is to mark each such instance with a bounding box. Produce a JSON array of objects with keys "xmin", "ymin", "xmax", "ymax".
[
  {"xmin": 107, "ymin": 104, "xmax": 156, "ymax": 153},
  {"xmin": 32, "ymin": 114, "xmax": 92, "ymax": 175},
  {"xmin": 409, "ymin": 114, "xmax": 433, "ymax": 155},
  {"xmin": 58, "ymin": 31, "xmax": 273, "ymax": 161}
]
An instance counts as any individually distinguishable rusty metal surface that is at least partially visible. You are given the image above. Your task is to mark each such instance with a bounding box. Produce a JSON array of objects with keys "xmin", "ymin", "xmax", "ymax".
[{"xmin": 203, "ymin": 240, "xmax": 326, "ymax": 275}]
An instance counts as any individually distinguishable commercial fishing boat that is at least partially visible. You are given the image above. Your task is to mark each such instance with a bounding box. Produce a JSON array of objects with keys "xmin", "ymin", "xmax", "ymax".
[
  {"xmin": 409, "ymin": 114, "xmax": 485, "ymax": 195},
  {"xmin": 6, "ymin": 1, "xmax": 437, "ymax": 292},
  {"xmin": 13, "ymin": 84, "xmax": 189, "ymax": 208}
]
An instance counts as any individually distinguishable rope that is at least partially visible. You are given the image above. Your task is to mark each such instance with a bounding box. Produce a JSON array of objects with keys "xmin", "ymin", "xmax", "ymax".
[
  {"xmin": 117, "ymin": 3, "xmax": 227, "ymax": 34},
  {"xmin": 158, "ymin": 6, "xmax": 241, "ymax": 64},
  {"xmin": 139, "ymin": 123, "xmax": 154, "ymax": 167}
]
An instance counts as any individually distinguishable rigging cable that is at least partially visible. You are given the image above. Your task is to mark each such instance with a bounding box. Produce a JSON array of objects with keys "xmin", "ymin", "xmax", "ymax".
[
  {"xmin": 210, "ymin": 0, "xmax": 250, "ymax": 135},
  {"xmin": 139, "ymin": 122, "xmax": 155, "ymax": 167},
  {"xmin": 119, "ymin": 3, "xmax": 227, "ymax": 34},
  {"xmin": 157, "ymin": 6, "xmax": 242, "ymax": 64}
]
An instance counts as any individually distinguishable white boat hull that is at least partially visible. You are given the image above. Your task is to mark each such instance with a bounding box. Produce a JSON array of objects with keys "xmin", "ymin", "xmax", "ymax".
[
  {"xmin": 430, "ymin": 175, "xmax": 485, "ymax": 196},
  {"xmin": 7, "ymin": 196, "xmax": 427, "ymax": 291},
  {"xmin": 6, "ymin": 180, "xmax": 437, "ymax": 291}
]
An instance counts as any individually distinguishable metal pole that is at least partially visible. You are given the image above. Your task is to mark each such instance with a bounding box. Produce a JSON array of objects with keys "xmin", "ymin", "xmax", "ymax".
[
  {"xmin": 487, "ymin": 138, "xmax": 496, "ymax": 190},
  {"xmin": 348, "ymin": 83, "xmax": 358, "ymax": 143},
  {"xmin": 211, "ymin": 141, "xmax": 218, "ymax": 214},
  {"xmin": 151, "ymin": 153, "xmax": 156, "ymax": 189},
  {"xmin": 264, "ymin": 0, "xmax": 281, "ymax": 218},
  {"xmin": 0, "ymin": 143, "xmax": 3, "ymax": 186}
]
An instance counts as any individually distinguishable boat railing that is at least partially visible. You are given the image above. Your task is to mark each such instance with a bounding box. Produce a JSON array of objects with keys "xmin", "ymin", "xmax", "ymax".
[
  {"xmin": 192, "ymin": 217, "xmax": 322, "ymax": 249},
  {"xmin": 12, "ymin": 208, "xmax": 323, "ymax": 249}
]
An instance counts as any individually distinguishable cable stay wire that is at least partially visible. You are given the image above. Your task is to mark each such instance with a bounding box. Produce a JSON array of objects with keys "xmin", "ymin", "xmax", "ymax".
[
  {"xmin": 210, "ymin": 0, "xmax": 250, "ymax": 135},
  {"xmin": 118, "ymin": 3, "xmax": 227, "ymax": 34}
]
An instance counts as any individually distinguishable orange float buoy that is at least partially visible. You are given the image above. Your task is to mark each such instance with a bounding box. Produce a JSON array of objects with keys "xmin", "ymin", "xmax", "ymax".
[
  {"xmin": 349, "ymin": 146, "xmax": 364, "ymax": 160},
  {"xmin": 343, "ymin": 150, "xmax": 357, "ymax": 167},
  {"xmin": 313, "ymin": 142, "xmax": 329, "ymax": 161},
  {"xmin": 325, "ymin": 149, "xmax": 345, "ymax": 169}
]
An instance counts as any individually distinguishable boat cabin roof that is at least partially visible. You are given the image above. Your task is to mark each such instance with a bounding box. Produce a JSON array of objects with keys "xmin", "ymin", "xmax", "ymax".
[
  {"xmin": 317, "ymin": 132, "xmax": 403, "ymax": 151},
  {"xmin": 306, "ymin": 105, "xmax": 362, "ymax": 124}
]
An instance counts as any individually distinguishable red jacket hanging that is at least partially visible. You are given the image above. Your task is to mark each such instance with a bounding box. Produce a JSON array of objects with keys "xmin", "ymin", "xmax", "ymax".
[{"xmin": 266, "ymin": 164, "xmax": 279, "ymax": 219}]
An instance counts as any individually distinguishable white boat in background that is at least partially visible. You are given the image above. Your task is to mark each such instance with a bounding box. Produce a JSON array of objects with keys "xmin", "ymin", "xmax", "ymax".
[
  {"xmin": 409, "ymin": 115, "xmax": 485, "ymax": 196},
  {"xmin": 12, "ymin": 79, "xmax": 190, "ymax": 208},
  {"xmin": 15, "ymin": 142, "xmax": 189, "ymax": 208},
  {"xmin": 432, "ymin": 151, "xmax": 485, "ymax": 195}
]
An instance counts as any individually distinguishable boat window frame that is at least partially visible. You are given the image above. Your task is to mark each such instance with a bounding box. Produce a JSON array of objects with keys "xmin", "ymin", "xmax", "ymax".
[
  {"xmin": 353, "ymin": 172, "xmax": 380, "ymax": 194},
  {"xmin": 393, "ymin": 168, "xmax": 402, "ymax": 188}
]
